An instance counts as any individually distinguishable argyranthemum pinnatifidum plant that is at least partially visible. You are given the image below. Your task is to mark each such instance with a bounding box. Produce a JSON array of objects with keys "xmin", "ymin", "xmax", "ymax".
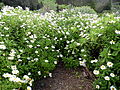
[
  {"xmin": 0, "ymin": 6, "xmax": 120, "ymax": 90},
  {"xmin": 0, "ymin": 6, "xmax": 59, "ymax": 90}
]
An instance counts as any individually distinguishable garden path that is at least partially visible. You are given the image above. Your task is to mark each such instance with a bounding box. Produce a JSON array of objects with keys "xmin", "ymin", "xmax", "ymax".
[{"xmin": 33, "ymin": 62, "xmax": 93, "ymax": 90}]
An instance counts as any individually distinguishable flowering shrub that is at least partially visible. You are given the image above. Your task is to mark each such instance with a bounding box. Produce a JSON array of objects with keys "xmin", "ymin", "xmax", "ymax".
[
  {"xmin": 0, "ymin": 6, "xmax": 59, "ymax": 90},
  {"xmin": 0, "ymin": 6, "xmax": 120, "ymax": 90}
]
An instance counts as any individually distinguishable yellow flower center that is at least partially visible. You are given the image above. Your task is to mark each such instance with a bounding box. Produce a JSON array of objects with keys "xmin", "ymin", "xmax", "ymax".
[{"xmin": 112, "ymin": 88, "xmax": 115, "ymax": 90}]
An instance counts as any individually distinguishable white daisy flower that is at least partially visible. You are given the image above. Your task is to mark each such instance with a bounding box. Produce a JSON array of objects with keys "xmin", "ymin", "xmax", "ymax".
[
  {"xmin": 28, "ymin": 72, "xmax": 31, "ymax": 75},
  {"xmin": 81, "ymin": 49, "xmax": 85, "ymax": 52},
  {"xmin": 76, "ymin": 43, "xmax": 80, "ymax": 46},
  {"xmin": 79, "ymin": 58, "xmax": 82, "ymax": 60},
  {"xmin": 66, "ymin": 41, "xmax": 70, "ymax": 44},
  {"xmin": 38, "ymin": 71, "xmax": 41, "ymax": 75},
  {"xmin": 9, "ymin": 53, "xmax": 15, "ymax": 57},
  {"xmin": 93, "ymin": 70, "xmax": 99, "ymax": 75},
  {"xmin": 45, "ymin": 60, "xmax": 49, "ymax": 63},
  {"xmin": 27, "ymin": 86, "xmax": 32, "ymax": 90},
  {"xmin": 3, "ymin": 73, "xmax": 12, "ymax": 78},
  {"xmin": 54, "ymin": 61, "xmax": 57, "ymax": 64},
  {"xmin": 8, "ymin": 57, "xmax": 14, "ymax": 60},
  {"xmin": 0, "ymin": 45, "xmax": 6, "ymax": 50},
  {"xmin": 27, "ymin": 32, "xmax": 31, "ymax": 35},
  {"xmin": 29, "ymin": 79, "xmax": 34, "ymax": 86},
  {"xmin": 96, "ymin": 85, "xmax": 100, "ymax": 89},
  {"xmin": 19, "ymin": 49, "xmax": 23, "ymax": 52},
  {"xmin": 4, "ymin": 27, "xmax": 9, "ymax": 30},
  {"xmin": 110, "ymin": 73, "xmax": 115, "ymax": 77},
  {"xmin": 45, "ymin": 46, "xmax": 48, "ymax": 49},
  {"xmin": 100, "ymin": 65, "xmax": 106, "ymax": 70},
  {"xmin": 37, "ymin": 45, "xmax": 40, "ymax": 47},
  {"xmin": 28, "ymin": 45, "xmax": 33, "ymax": 48},
  {"xmin": 51, "ymin": 46, "xmax": 55, "ymax": 48},
  {"xmin": 60, "ymin": 38, "xmax": 62, "ymax": 40},
  {"xmin": 17, "ymin": 55, "xmax": 21, "ymax": 58},
  {"xmin": 23, "ymin": 75, "xmax": 30, "ymax": 80},
  {"xmin": 35, "ymin": 51, "xmax": 38, "ymax": 53},
  {"xmin": 110, "ymin": 86, "xmax": 117, "ymax": 90},
  {"xmin": 104, "ymin": 76, "xmax": 110, "ymax": 80},
  {"xmin": 14, "ymin": 77, "xmax": 21, "ymax": 82},
  {"xmin": 66, "ymin": 32, "xmax": 70, "ymax": 35},
  {"xmin": 11, "ymin": 65, "xmax": 17, "ymax": 70},
  {"xmin": 49, "ymin": 73, "xmax": 52, "ymax": 77},
  {"xmin": 79, "ymin": 61, "xmax": 86, "ymax": 67},
  {"xmin": 12, "ymin": 70, "xmax": 19, "ymax": 74},
  {"xmin": 30, "ymin": 40, "xmax": 35, "ymax": 43},
  {"xmin": 9, "ymin": 75, "xmax": 17, "ymax": 82},
  {"xmin": 107, "ymin": 62, "xmax": 113, "ymax": 67},
  {"xmin": 115, "ymin": 30, "xmax": 120, "ymax": 34},
  {"xmin": 59, "ymin": 54, "xmax": 63, "ymax": 57},
  {"xmin": 0, "ymin": 42, "xmax": 4, "ymax": 44}
]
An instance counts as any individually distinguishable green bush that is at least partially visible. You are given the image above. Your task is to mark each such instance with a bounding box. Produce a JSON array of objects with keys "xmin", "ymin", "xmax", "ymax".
[
  {"xmin": 0, "ymin": 6, "xmax": 59, "ymax": 90},
  {"xmin": 38, "ymin": 0, "xmax": 57, "ymax": 13},
  {"xmin": 72, "ymin": 6, "xmax": 97, "ymax": 14},
  {"xmin": 0, "ymin": 6, "xmax": 120, "ymax": 90}
]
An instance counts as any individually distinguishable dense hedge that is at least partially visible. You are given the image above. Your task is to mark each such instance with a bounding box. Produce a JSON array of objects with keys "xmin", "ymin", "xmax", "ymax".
[{"xmin": 0, "ymin": 6, "xmax": 120, "ymax": 90}]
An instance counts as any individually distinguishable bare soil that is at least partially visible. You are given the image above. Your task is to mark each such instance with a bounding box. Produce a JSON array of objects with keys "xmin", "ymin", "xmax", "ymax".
[{"xmin": 33, "ymin": 62, "xmax": 93, "ymax": 90}]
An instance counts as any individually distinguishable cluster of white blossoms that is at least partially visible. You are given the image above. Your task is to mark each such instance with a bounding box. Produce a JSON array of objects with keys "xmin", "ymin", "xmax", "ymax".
[
  {"xmin": 91, "ymin": 59, "xmax": 98, "ymax": 63},
  {"xmin": 25, "ymin": 32, "xmax": 38, "ymax": 46},
  {"xmin": 115, "ymin": 30, "xmax": 120, "ymax": 34},
  {"xmin": 93, "ymin": 62, "xmax": 114, "ymax": 75},
  {"xmin": 11, "ymin": 65, "xmax": 19, "ymax": 75},
  {"xmin": 96, "ymin": 85, "xmax": 117, "ymax": 90},
  {"xmin": 38, "ymin": 71, "xmax": 41, "ymax": 75},
  {"xmin": 3, "ymin": 73, "xmax": 19, "ymax": 83},
  {"xmin": 94, "ymin": 61, "xmax": 116, "ymax": 89},
  {"xmin": 104, "ymin": 72, "xmax": 115, "ymax": 81},
  {"xmin": 1, "ymin": 6, "xmax": 18, "ymax": 16},
  {"xmin": 3, "ymin": 65, "xmax": 34, "ymax": 90},
  {"xmin": 3, "ymin": 73, "xmax": 21, "ymax": 83},
  {"xmin": 29, "ymin": 33, "xmax": 37, "ymax": 43},
  {"xmin": 79, "ymin": 60, "xmax": 86, "ymax": 67},
  {"xmin": 0, "ymin": 42, "xmax": 6, "ymax": 50},
  {"xmin": 110, "ymin": 40, "xmax": 115, "ymax": 45},
  {"xmin": 8, "ymin": 49, "xmax": 16, "ymax": 60}
]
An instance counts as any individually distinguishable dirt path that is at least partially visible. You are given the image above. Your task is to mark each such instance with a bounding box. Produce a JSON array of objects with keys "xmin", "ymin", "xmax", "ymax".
[{"xmin": 33, "ymin": 62, "xmax": 93, "ymax": 90}]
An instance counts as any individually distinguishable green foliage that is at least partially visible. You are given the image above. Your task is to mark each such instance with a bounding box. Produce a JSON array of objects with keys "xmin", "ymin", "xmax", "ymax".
[
  {"xmin": 0, "ymin": 6, "xmax": 120, "ymax": 90},
  {"xmin": 58, "ymin": 4, "xmax": 73, "ymax": 10},
  {"xmin": 38, "ymin": 0, "xmax": 57, "ymax": 13},
  {"xmin": 111, "ymin": 3, "xmax": 120, "ymax": 15},
  {"xmin": 73, "ymin": 6, "xmax": 97, "ymax": 14}
]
